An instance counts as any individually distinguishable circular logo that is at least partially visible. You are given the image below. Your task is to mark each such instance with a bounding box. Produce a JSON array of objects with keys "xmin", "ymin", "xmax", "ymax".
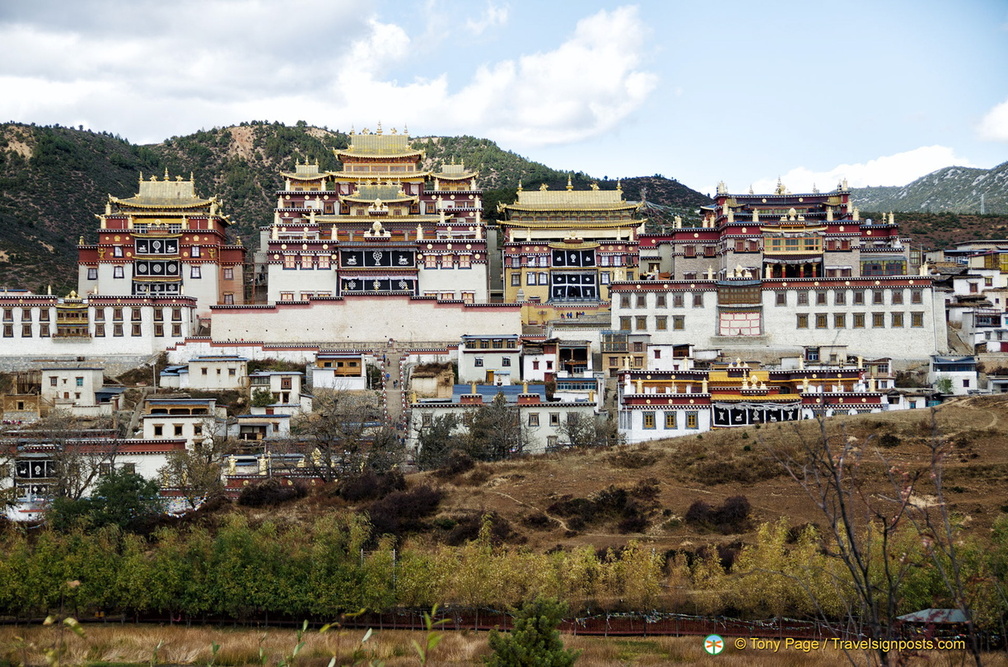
[{"xmin": 704, "ymin": 634, "xmax": 725, "ymax": 655}]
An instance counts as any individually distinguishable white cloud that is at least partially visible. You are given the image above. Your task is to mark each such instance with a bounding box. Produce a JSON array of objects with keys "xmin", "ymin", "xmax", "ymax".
[
  {"xmin": 745, "ymin": 146, "xmax": 977, "ymax": 194},
  {"xmin": 465, "ymin": 2, "xmax": 509, "ymax": 35},
  {"xmin": 978, "ymin": 98, "xmax": 1008, "ymax": 141},
  {"xmin": 0, "ymin": 2, "xmax": 656, "ymax": 148}
]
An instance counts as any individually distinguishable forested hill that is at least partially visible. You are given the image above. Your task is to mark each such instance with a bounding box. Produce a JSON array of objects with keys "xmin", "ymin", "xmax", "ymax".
[
  {"xmin": 851, "ymin": 161, "xmax": 1008, "ymax": 214},
  {"xmin": 0, "ymin": 122, "xmax": 710, "ymax": 293}
]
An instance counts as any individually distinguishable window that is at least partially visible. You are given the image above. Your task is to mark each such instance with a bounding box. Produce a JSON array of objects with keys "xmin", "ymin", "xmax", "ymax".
[
  {"xmin": 776, "ymin": 292, "xmax": 786, "ymax": 306},
  {"xmin": 223, "ymin": 293, "xmax": 234, "ymax": 305},
  {"xmin": 113, "ymin": 266, "xmax": 124, "ymax": 279},
  {"xmin": 131, "ymin": 324, "xmax": 141, "ymax": 336},
  {"xmin": 284, "ymin": 255, "xmax": 296, "ymax": 269},
  {"xmin": 527, "ymin": 273, "xmax": 536, "ymax": 286},
  {"xmin": 87, "ymin": 267, "xmax": 97, "ymax": 280},
  {"xmin": 40, "ymin": 324, "xmax": 50, "ymax": 337},
  {"xmin": 2, "ymin": 324, "xmax": 11, "ymax": 338},
  {"xmin": 21, "ymin": 324, "xmax": 31, "ymax": 337},
  {"xmin": 635, "ymin": 316, "xmax": 647, "ymax": 331},
  {"xmin": 425, "ymin": 254, "xmax": 438, "ymax": 269},
  {"xmin": 152, "ymin": 309, "xmax": 161, "ymax": 322},
  {"xmin": 636, "ymin": 294, "xmax": 646, "ymax": 307},
  {"xmin": 171, "ymin": 324, "xmax": 181, "ymax": 337},
  {"xmin": 911, "ymin": 312, "xmax": 924, "ymax": 328},
  {"xmin": 834, "ymin": 291, "xmax": 846, "ymax": 305},
  {"xmin": 223, "ymin": 267, "xmax": 234, "ymax": 280},
  {"xmin": 174, "ymin": 424, "xmax": 183, "ymax": 436},
  {"xmin": 853, "ymin": 313, "xmax": 865, "ymax": 328},
  {"xmin": 673, "ymin": 315, "xmax": 685, "ymax": 330},
  {"xmin": 194, "ymin": 424, "xmax": 203, "ymax": 436},
  {"xmin": 459, "ymin": 254, "xmax": 471, "ymax": 268},
  {"xmin": 873, "ymin": 290, "xmax": 884, "ymax": 305},
  {"xmin": 619, "ymin": 316, "xmax": 631, "ymax": 331},
  {"xmin": 50, "ymin": 377, "xmax": 58, "ymax": 387},
  {"xmin": 511, "ymin": 273, "xmax": 521, "ymax": 286},
  {"xmin": 654, "ymin": 349, "xmax": 661, "ymax": 359},
  {"xmin": 538, "ymin": 272, "xmax": 547, "ymax": 285},
  {"xmin": 796, "ymin": 314, "xmax": 809, "ymax": 329},
  {"xmin": 664, "ymin": 411, "xmax": 677, "ymax": 429},
  {"xmin": 642, "ymin": 412, "xmax": 656, "ymax": 429},
  {"xmin": 191, "ymin": 266, "xmax": 201, "ymax": 279},
  {"xmin": 153, "ymin": 425, "xmax": 163, "ymax": 436},
  {"xmin": 474, "ymin": 357, "xmax": 484, "ymax": 367},
  {"xmin": 528, "ymin": 413, "xmax": 540, "ymax": 426},
  {"xmin": 131, "ymin": 308, "xmax": 141, "ymax": 321},
  {"xmin": 692, "ymin": 293, "xmax": 703, "ymax": 307},
  {"xmin": 872, "ymin": 312, "xmax": 885, "ymax": 328},
  {"xmin": 75, "ymin": 377, "xmax": 83, "ymax": 387},
  {"xmin": 673, "ymin": 293, "xmax": 684, "ymax": 308},
  {"xmin": 853, "ymin": 290, "xmax": 865, "ymax": 305},
  {"xmin": 502, "ymin": 357, "xmax": 511, "ymax": 367},
  {"xmin": 815, "ymin": 313, "xmax": 828, "ymax": 329},
  {"xmin": 656, "ymin": 316, "xmax": 667, "ymax": 330},
  {"xmin": 892, "ymin": 290, "xmax": 904, "ymax": 305},
  {"xmin": 891, "ymin": 312, "xmax": 904, "ymax": 328},
  {"xmin": 318, "ymin": 255, "xmax": 330, "ymax": 269},
  {"xmin": 301, "ymin": 255, "xmax": 313, "ymax": 269},
  {"xmin": 686, "ymin": 411, "xmax": 699, "ymax": 429},
  {"xmin": 816, "ymin": 291, "xmax": 827, "ymax": 306},
  {"xmin": 550, "ymin": 413, "xmax": 560, "ymax": 426},
  {"xmin": 911, "ymin": 289, "xmax": 923, "ymax": 304},
  {"xmin": 797, "ymin": 292, "xmax": 808, "ymax": 306},
  {"xmin": 600, "ymin": 271, "xmax": 610, "ymax": 284},
  {"xmin": 153, "ymin": 324, "xmax": 163, "ymax": 337},
  {"xmin": 532, "ymin": 361, "xmax": 540, "ymax": 370},
  {"xmin": 621, "ymin": 295, "xmax": 632, "ymax": 308},
  {"xmin": 834, "ymin": 313, "xmax": 846, "ymax": 328},
  {"xmin": 113, "ymin": 246, "xmax": 123, "ymax": 257},
  {"xmin": 113, "ymin": 324, "xmax": 123, "ymax": 337},
  {"xmin": 656, "ymin": 294, "xmax": 666, "ymax": 308},
  {"xmin": 280, "ymin": 292, "xmax": 294, "ymax": 301}
]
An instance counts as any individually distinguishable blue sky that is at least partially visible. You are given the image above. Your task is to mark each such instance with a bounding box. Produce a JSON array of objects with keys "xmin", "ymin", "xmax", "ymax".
[{"xmin": 1, "ymin": 0, "xmax": 1006, "ymax": 196}]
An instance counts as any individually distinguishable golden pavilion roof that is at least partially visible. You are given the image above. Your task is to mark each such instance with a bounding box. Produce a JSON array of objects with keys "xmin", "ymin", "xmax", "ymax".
[
  {"xmin": 280, "ymin": 162, "xmax": 327, "ymax": 180},
  {"xmin": 110, "ymin": 172, "xmax": 217, "ymax": 210},
  {"xmin": 342, "ymin": 184, "xmax": 416, "ymax": 203},
  {"xmin": 335, "ymin": 127, "xmax": 424, "ymax": 160},
  {"xmin": 432, "ymin": 162, "xmax": 477, "ymax": 180},
  {"xmin": 499, "ymin": 184, "xmax": 641, "ymax": 213}
]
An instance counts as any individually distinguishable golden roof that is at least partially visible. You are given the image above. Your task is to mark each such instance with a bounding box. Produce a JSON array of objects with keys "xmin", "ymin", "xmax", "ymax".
[
  {"xmin": 342, "ymin": 184, "xmax": 416, "ymax": 203},
  {"xmin": 432, "ymin": 162, "xmax": 477, "ymax": 180},
  {"xmin": 280, "ymin": 162, "xmax": 327, "ymax": 180},
  {"xmin": 335, "ymin": 128, "xmax": 424, "ymax": 159},
  {"xmin": 500, "ymin": 185, "xmax": 640, "ymax": 212},
  {"xmin": 111, "ymin": 172, "xmax": 217, "ymax": 210}
]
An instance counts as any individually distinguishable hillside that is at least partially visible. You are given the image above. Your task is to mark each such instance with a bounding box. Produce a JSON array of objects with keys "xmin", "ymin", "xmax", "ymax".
[
  {"xmin": 852, "ymin": 161, "xmax": 1008, "ymax": 214},
  {"xmin": 0, "ymin": 122, "xmax": 710, "ymax": 292}
]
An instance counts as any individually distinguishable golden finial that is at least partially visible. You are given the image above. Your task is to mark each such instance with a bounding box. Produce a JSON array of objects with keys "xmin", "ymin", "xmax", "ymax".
[
  {"xmin": 616, "ymin": 179, "xmax": 622, "ymax": 191},
  {"xmin": 376, "ymin": 121, "xmax": 383, "ymax": 135},
  {"xmin": 566, "ymin": 174, "xmax": 573, "ymax": 191},
  {"xmin": 139, "ymin": 171, "xmax": 144, "ymax": 182},
  {"xmin": 539, "ymin": 182, "xmax": 548, "ymax": 191},
  {"xmin": 190, "ymin": 171, "xmax": 194, "ymax": 181},
  {"xmin": 78, "ymin": 236, "xmax": 84, "ymax": 245},
  {"xmin": 517, "ymin": 180, "xmax": 523, "ymax": 191},
  {"xmin": 164, "ymin": 167, "xmax": 170, "ymax": 179},
  {"xmin": 403, "ymin": 123, "xmax": 408, "ymax": 135}
]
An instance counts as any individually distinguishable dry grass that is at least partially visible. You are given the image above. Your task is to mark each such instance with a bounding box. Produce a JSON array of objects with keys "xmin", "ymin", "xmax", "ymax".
[{"xmin": 1, "ymin": 624, "xmax": 1004, "ymax": 666}]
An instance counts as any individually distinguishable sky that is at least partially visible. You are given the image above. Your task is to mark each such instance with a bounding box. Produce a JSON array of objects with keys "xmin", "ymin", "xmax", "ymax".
[{"xmin": 1, "ymin": 0, "xmax": 1006, "ymax": 197}]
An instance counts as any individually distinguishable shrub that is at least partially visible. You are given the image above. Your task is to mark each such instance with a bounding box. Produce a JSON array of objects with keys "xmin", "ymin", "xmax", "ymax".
[
  {"xmin": 685, "ymin": 496, "xmax": 752, "ymax": 534},
  {"xmin": 237, "ymin": 478, "xmax": 307, "ymax": 507},
  {"xmin": 878, "ymin": 433, "xmax": 901, "ymax": 448},
  {"xmin": 521, "ymin": 513, "xmax": 558, "ymax": 531},
  {"xmin": 434, "ymin": 449, "xmax": 475, "ymax": 479},
  {"xmin": 445, "ymin": 512, "xmax": 520, "ymax": 546},
  {"xmin": 486, "ymin": 597, "xmax": 579, "ymax": 667},
  {"xmin": 366, "ymin": 484, "xmax": 443, "ymax": 537},
  {"xmin": 338, "ymin": 470, "xmax": 406, "ymax": 502}
]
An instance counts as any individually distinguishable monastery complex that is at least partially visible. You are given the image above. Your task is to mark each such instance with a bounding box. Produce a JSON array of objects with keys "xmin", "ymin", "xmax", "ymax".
[{"xmin": 4, "ymin": 125, "xmax": 1006, "ymax": 515}]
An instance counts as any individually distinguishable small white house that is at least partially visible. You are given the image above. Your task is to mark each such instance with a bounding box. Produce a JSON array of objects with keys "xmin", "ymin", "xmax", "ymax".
[
  {"xmin": 928, "ymin": 356, "xmax": 979, "ymax": 395},
  {"xmin": 41, "ymin": 367, "xmax": 122, "ymax": 416},
  {"xmin": 312, "ymin": 353, "xmax": 368, "ymax": 391},
  {"xmin": 458, "ymin": 334, "xmax": 520, "ymax": 385},
  {"xmin": 141, "ymin": 397, "xmax": 227, "ymax": 446}
]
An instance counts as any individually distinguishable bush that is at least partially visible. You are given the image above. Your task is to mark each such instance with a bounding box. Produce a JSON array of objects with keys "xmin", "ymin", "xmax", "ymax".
[
  {"xmin": 685, "ymin": 495, "xmax": 752, "ymax": 534},
  {"xmin": 878, "ymin": 433, "xmax": 901, "ymax": 448},
  {"xmin": 338, "ymin": 470, "xmax": 406, "ymax": 502},
  {"xmin": 434, "ymin": 449, "xmax": 475, "ymax": 479},
  {"xmin": 445, "ymin": 512, "xmax": 521, "ymax": 546},
  {"xmin": 237, "ymin": 478, "xmax": 307, "ymax": 507},
  {"xmin": 366, "ymin": 484, "xmax": 443, "ymax": 537}
]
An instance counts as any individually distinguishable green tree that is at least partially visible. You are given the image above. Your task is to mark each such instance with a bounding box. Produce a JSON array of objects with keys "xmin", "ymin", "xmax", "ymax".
[
  {"xmin": 485, "ymin": 597, "xmax": 579, "ymax": 666},
  {"xmin": 48, "ymin": 468, "xmax": 164, "ymax": 531}
]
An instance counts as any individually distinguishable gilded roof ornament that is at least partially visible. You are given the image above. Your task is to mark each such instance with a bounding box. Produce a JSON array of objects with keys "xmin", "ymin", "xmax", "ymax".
[
  {"xmin": 566, "ymin": 175, "xmax": 573, "ymax": 191},
  {"xmin": 376, "ymin": 121, "xmax": 383, "ymax": 135},
  {"xmin": 717, "ymin": 181, "xmax": 727, "ymax": 195},
  {"xmin": 517, "ymin": 180, "xmax": 523, "ymax": 192},
  {"xmin": 775, "ymin": 178, "xmax": 786, "ymax": 195},
  {"xmin": 590, "ymin": 182, "xmax": 600, "ymax": 190},
  {"xmin": 540, "ymin": 183, "xmax": 548, "ymax": 191},
  {"xmin": 616, "ymin": 179, "xmax": 622, "ymax": 192}
]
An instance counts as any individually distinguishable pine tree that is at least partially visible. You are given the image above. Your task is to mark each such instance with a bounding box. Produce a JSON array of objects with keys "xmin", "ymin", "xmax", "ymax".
[{"xmin": 485, "ymin": 597, "xmax": 579, "ymax": 666}]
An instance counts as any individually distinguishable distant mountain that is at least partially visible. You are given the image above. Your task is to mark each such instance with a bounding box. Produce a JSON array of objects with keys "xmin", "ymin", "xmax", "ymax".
[
  {"xmin": 0, "ymin": 122, "xmax": 711, "ymax": 292},
  {"xmin": 852, "ymin": 162, "xmax": 1008, "ymax": 214}
]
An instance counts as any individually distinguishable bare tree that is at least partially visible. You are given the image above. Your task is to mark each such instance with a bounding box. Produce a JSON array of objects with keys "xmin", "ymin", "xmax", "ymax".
[
  {"xmin": 464, "ymin": 393, "xmax": 529, "ymax": 461},
  {"xmin": 559, "ymin": 412, "xmax": 622, "ymax": 449},
  {"xmin": 290, "ymin": 389, "xmax": 395, "ymax": 481},
  {"xmin": 158, "ymin": 415, "xmax": 235, "ymax": 510}
]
